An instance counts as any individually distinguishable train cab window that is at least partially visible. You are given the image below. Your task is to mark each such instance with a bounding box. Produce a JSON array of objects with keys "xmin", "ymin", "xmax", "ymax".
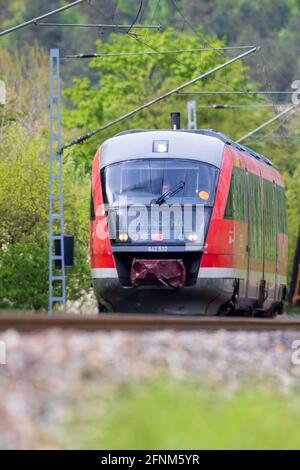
[
  {"xmin": 224, "ymin": 167, "xmax": 246, "ymax": 220},
  {"xmin": 101, "ymin": 159, "xmax": 219, "ymax": 206}
]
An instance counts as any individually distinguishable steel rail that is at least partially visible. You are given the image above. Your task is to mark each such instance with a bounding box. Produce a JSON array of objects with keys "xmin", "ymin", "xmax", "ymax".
[{"xmin": 0, "ymin": 315, "xmax": 299, "ymax": 332}]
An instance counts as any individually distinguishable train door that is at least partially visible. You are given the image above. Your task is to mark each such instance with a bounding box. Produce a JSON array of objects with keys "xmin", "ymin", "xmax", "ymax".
[
  {"xmin": 237, "ymin": 157, "xmax": 250, "ymax": 299},
  {"xmin": 247, "ymin": 170, "xmax": 264, "ymax": 300},
  {"xmin": 245, "ymin": 168, "xmax": 251, "ymax": 298},
  {"xmin": 262, "ymin": 178, "xmax": 277, "ymax": 300},
  {"xmin": 261, "ymin": 171, "xmax": 266, "ymax": 285},
  {"xmin": 273, "ymin": 181, "xmax": 279, "ymax": 300},
  {"xmin": 224, "ymin": 154, "xmax": 249, "ymax": 297},
  {"xmin": 244, "ymin": 169, "xmax": 251, "ymax": 298}
]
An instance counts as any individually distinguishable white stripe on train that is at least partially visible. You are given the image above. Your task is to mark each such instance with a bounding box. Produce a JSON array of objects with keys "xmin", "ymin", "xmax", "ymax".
[
  {"xmin": 91, "ymin": 268, "xmax": 118, "ymax": 278},
  {"xmin": 91, "ymin": 267, "xmax": 286, "ymax": 284}
]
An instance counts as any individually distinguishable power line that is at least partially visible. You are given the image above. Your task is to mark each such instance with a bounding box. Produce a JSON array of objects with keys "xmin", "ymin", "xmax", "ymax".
[
  {"xmin": 260, "ymin": 135, "xmax": 300, "ymax": 140},
  {"xmin": 127, "ymin": 31, "xmax": 259, "ymax": 95},
  {"xmin": 145, "ymin": 0, "xmax": 161, "ymax": 41},
  {"xmin": 61, "ymin": 46, "xmax": 258, "ymax": 151},
  {"xmin": 0, "ymin": 0, "xmax": 86, "ymax": 38},
  {"xmin": 251, "ymin": 113, "xmax": 292, "ymax": 143},
  {"xmin": 36, "ymin": 22, "xmax": 161, "ymax": 30},
  {"xmin": 62, "ymin": 46, "xmax": 256, "ymax": 59},
  {"xmin": 237, "ymin": 102, "xmax": 300, "ymax": 143},
  {"xmin": 259, "ymin": 48, "xmax": 283, "ymax": 138},
  {"xmin": 170, "ymin": 0, "xmax": 215, "ymax": 52},
  {"xmin": 158, "ymin": 0, "xmax": 260, "ymax": 100},
  {"xmin": 178, "ymin": 91, "xmax": 295, "ymax": 95},
  {"xmin": 197, "ymin": 103, "xmax": 290, "ymax": 109},
  {"xmin": 142, "ymin": 0, "xmax": 253, "ymax": 97},
  {"xmin": 127, "ymin": 0, "xmax": 144, "ymax": 33},
  {"xmin": 111, "ymin": 0, "xmax": 119, "ymax": 23}
]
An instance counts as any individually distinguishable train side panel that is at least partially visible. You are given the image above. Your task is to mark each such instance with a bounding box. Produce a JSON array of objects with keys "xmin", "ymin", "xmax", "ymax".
[{"xmin": 202, "ymin": 143, "xmax": 288, "ymax": 312}]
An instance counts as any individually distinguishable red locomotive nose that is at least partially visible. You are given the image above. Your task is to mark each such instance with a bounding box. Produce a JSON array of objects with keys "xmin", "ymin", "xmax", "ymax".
[{"xmin": 130, "ymin": 259, "xmax": 186, "ymax": 289}]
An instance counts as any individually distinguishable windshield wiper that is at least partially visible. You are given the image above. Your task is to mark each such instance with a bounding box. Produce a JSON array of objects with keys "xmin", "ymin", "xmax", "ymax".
[{"xmin": 153, "ymin": 181, "xmax": 185, "ymax": 206}]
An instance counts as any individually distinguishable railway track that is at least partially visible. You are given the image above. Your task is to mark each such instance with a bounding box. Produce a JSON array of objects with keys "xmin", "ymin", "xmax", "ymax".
[{"xmin": 0, "ymin": 314, "xmax": 300, "ymax": 332}]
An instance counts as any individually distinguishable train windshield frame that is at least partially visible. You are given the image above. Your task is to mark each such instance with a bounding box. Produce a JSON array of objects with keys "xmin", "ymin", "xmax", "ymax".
[{"xmin": 101, "ymin": 158, "xmax": 219, "ymax": 206}]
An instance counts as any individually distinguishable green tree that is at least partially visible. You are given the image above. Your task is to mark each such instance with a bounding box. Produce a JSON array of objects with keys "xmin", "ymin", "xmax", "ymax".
[
  {"xmin": 0, "ymin": 46, "xmax": 91, "ymax": 310},
  {"xmin": 0, "ymin": 122, "xmax": 91, "ymax": 309},
  {"xmin": 63, "ymin": 27, "xmax": 262, "ymax": 166}
]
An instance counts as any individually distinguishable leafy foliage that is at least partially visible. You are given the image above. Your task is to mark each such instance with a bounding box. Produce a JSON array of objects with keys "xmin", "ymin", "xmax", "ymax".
[
  {"xmin": 0, "ymin": 48, "xmax": 91, "ymax": 310},
  {"xmin": 0, "ymin": 243, "xmax": 48, "ymax": 310},
  {"xmin": 1, "ymin": 0, "xmax": 300, "ymax": 90},
  {"xmin": 0, "ymin": 7, "xmax": 300, "ymax": 308},
  {"xmin": 63, "ymin": 28, "xmax": 260, "ymax": 166}
]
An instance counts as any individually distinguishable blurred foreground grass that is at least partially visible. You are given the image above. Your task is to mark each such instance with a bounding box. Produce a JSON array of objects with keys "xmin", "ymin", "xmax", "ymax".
[{"xmin": 65, "ymin": 380, "xmax": 300, "ymax": 450}]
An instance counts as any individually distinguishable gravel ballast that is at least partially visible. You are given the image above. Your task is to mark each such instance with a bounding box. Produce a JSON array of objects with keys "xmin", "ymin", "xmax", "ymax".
[{"xmin": 1, "ymin": 328, "xmax": 300, "ymax": 449}]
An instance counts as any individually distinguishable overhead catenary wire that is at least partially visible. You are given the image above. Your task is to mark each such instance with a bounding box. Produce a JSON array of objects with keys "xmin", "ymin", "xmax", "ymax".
[
  {"xmin": 111, "ymin": 0, "xmax": 119, "ymax": 24},
  {"xmin": 258, "ymin": 49, "xmax": 284, "ymax": 139},
  {"xmin": 258, "ymin": 135, "xmax": 300, "ymax": 140},
  {"xmin": 0, "ymin": 0, "xmax": 86, "ymax": 38},
  {"xmin": 178, "ymin": 91, "xmax": 295, "ymax": 95},
  {"xmin": 252, "ymin": 120, "xmax": 291, "ymax": 143},
  {"xmin": 61, "ymin": 46, "xmax": 258, "ymax": 151},
  {"xmin": 127, "ymin": 31, "xmax": 259, "ymax": 95},
  {"xmin": 124, "ymin": 0, "xmax": 259, "ymax": 96},
  {"xmin": 36, "ymin": 22, "xmax": 161, "ymax": 30},
  {"xmin": 62, "ymin": 46, "xmax": 257, "ymax": 59},
  {"xmin": 159, "ymin": 0, "xmax": 261, "ymax": 100},
  {"xmin": 237, "ymin": 102, "xmax": 300, "ymax": 143},
  {"xmin": 127, "ymin": 0, "xmax": 144, "ymax": 33},
  {"xmin": 250, "ymin": 112, "xmax": 292, "ymax": 143},
  {"xmin": 196, "ymin": 103, "xmax": 291, "ymax": 109},
  {"xmin": 170, "ymin": 0, "xmax": 218, "ymax": 52},
  {"xmin": 170, "ymin": 0, "xmax": 293, "ymax": 120},
  {"xmin": 169, "ymin": 0, "xmax": 255, "ymax": 76},
  {"xmin": 144, "ymin": 0, "xmax": 161, "ymax": 41}
]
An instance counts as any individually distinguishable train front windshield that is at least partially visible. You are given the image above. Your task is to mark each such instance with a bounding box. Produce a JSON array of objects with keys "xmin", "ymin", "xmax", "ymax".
[{"xmin": 102, "ymin": 159, "xmax": 219, "ymax": 206}]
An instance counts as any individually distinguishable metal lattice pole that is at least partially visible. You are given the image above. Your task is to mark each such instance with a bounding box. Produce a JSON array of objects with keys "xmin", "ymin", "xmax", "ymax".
[{"xmin": 49, "ymin": 48, "xmax": 66, "ymax": 315}]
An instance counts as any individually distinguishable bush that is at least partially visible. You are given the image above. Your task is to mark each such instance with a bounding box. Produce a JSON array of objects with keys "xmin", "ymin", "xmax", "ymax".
[
  {"xmin": 0, "ymin": 243, "xmax": 48, "ymax": 310},
  {"xmin": 0, "ymin": 125, "xmax": 91, "ymax": 311}
]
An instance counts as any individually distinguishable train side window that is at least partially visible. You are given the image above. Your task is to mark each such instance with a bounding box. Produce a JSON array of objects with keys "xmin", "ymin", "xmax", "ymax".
[
  {"xmin": 276, "ymin": 186, "xmax": 287, "ymax": 234},
  {"xmin": 90, "ymin": 189, "xmax": 95, "ymax": 221},
  {"xmin": 248, "ymin": 173, "xmax": 263, "ymax": 258},
  {"xmin": 263, "ymin": 179, "xmax": 276, "ymax": 260},
  {"xmin": 224, "ymin": 167, "xmax": 246, "ymax": 220},
  {"xmin": 224, "ymin": 172, "xmax": 235, "ymax": 219}
]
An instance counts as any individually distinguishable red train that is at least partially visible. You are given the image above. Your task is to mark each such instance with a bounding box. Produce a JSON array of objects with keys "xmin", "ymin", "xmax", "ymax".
[{"xmin": 90, "ymin": 124, "xmax": 288, "ymax": 316}]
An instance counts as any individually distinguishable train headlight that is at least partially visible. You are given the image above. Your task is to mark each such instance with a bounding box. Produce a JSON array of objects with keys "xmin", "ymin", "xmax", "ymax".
[
  {"xmin": 119, "ymin": 233, "xmax": 129, "ymax": 242},
  {"xmin": 153, "ymin": 140, "xmax": 169, "ymax": 153},
  {"xmin": 187, "ymin": 232, "xmax": 198, "ymax": 242}
]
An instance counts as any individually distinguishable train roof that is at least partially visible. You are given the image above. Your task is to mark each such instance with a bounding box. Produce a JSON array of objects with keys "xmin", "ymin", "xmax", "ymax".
[
  {"xmin": 101, "ymin": 130, "xmax": 226, "ymax": 169},
  {"xmin": 115, "ymin": 129, "xmax": 273, "ymax": 167}
]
